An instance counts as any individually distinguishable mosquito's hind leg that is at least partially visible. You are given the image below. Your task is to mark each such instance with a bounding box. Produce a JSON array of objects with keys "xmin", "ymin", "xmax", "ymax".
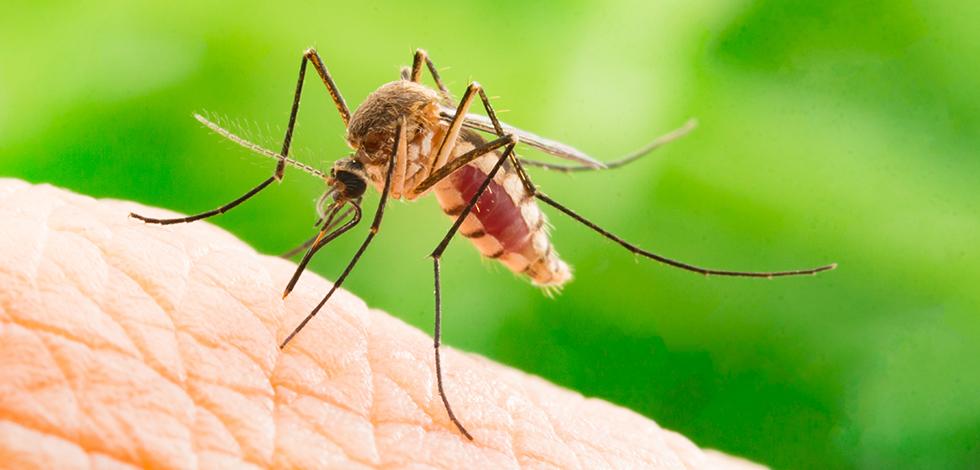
[
  {"xmin": 131, "ymin": 48, "xmax": 350, "ymax": 225},
  {"xmin": 428, "ymin": 141, "xmax": 519, "ymax": 441},
  {"xmin": 469, "ymin": 88, "xmax": 836, "ymax": 277}
]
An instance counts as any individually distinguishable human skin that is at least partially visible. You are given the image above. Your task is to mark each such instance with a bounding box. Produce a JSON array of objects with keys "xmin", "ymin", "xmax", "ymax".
[{"xmin": 0, "ymin": 179, "xmax": 765, "ymax": 469}]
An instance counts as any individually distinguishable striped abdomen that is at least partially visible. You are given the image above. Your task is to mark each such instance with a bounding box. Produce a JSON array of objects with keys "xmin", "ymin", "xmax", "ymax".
[{"xmin": 431, "ymin": 132, "xmax": 571, "ymax": 288}]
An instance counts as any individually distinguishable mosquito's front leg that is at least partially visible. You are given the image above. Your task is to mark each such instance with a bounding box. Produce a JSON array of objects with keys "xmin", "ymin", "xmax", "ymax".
[
  {"xmin": 301, "ymin": 48, "xmax": 351, "ymax": 128},
  {"xmin": 279, "ymin": 120, "xmax": 406, "ymax": 349},
  {"xmin": 281, "ymin": 117, "xmax": 399, "ymax": 298},
  {"xmin": 279, "ymin": 205, "xmax": 357, "ymax": 259},
  {"xmin": 130, "ymin": 48, "xmax": 350, "ymax": 225},
  {"xmin": 281, "ymin": 201, "xmax": 363, "ymax": 299}
]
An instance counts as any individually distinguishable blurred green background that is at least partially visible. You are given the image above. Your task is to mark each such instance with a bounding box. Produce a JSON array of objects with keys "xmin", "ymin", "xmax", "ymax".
[{"xmin": 2, "ymin": 1, "xmax": 977, "ymax": 468}]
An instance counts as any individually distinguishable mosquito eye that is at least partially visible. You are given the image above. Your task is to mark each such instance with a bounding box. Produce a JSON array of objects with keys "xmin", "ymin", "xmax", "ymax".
[
  {"xmin": 335, "ymin": 170, "xmax": 366, "ymax": 198},
  {"xmin": 361, "ymin": 132, "xmax": 384, "ymax": 153}
]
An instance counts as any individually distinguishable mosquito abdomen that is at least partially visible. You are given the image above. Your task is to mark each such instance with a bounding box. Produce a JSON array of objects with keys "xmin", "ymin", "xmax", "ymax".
[{"xmin": 433, "ymin": 136, "xmax": 571, "ymax": 289}]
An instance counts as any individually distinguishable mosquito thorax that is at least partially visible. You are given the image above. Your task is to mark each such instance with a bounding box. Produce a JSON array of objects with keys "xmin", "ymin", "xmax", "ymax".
[
  {"xmin": 328, "ymin": 158, "xmax": 368, "ymax": 200},
  {"xmin": 346, "ymin": 80, "xmax": 442, "ymax": 160}
]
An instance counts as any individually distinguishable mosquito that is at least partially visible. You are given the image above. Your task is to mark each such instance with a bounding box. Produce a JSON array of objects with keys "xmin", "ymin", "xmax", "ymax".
[{"xmin": 130, "ymin": 48, "xmax": 837, "ymax": 440}]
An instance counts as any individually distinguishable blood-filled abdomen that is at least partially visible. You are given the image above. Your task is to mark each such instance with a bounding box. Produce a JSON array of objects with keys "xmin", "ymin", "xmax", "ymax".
[{"xmin": 432, "ymin": 153, "xmax": 571, "ymax": 289}]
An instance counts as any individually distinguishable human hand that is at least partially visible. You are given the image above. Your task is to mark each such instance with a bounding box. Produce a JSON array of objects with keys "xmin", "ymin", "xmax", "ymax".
[{"xmin": 0, "ymin": 179, "xmax": 764, "ymax": 469}]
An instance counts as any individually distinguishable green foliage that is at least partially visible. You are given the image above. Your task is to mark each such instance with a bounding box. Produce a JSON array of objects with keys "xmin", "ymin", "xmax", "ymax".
[{"xmin": 2, "ymin": 1, "xmax": 977, "ymax": 467}]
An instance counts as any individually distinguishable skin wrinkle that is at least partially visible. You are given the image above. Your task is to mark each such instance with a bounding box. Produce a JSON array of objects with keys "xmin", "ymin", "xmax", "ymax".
[
  {"xmin": 274, "ymin": 400, "xmax": 364, "ymax": 468},
  {"xmin": 34, "ymin": 184, "xmax": 238, "ymax": 467},
  {"xmin": 368, "ymin": 318, "xmax": 435, "ymax": 416},
  {"xmin": 274, "ymin": 384, "xmax": 369, "ymax": 435},
  {"xmin": 8, "ymin": 329, "xmax": 88, "ymax": 458},
  {"xmin": 88, "ymin": 452, "xmax": 141, "ymax": 470},
  {"xmin": 176, "ymin": 327, "xmax": 273, "ymax": 462},
  {"xmin": 190, "ymin": 400, "xmax": 259, "ymax": 468},
  {"xmin": 369, "ymin": 377, "xmax": 429, "ymax": 427},
  {"xmin": 282, "ymin": 336, "xmax": 371, "ymax": 418},
  {"xmin": 104, "ymin": 265, "xmax": 187, "ymax": 390},
  {"xmin": 508, "ymin": 375, "xmax": 578, "ymax": 465},
  {"xmin": 112, "ymin": 226, "xmax": 198, "ymax": 469},
  {"xmin": 180, "ymin": 344, "xmax": 272, "ymax": 467},
  {"xmin": 183, "ymin": 250, "xmax": 280, "ymax": 367},
  {"xmin": 59, "ymin": 235, "xmax": 150, "ymax": 366},
  {"xmin": 6, "ymin": 314, "xmax": 194, "ymax": 432},
  {"xmin": 0, "ymin": 418, "xmax": 92, "ymax": 468},
  {"xmin": 20, "ymin": 206, "xmax": 117, "ymax": 465},
  {"xmin": 359, "ymin": 311, "xmax": 383, "ymax": 465},
  {"xmin": 276, "ymin": 392, "xmax": 378, "ymax": 468},
  {"xmin": 164, "ymin": 239, "xmax": 208, "ymax": 466},
  {"xmin": 539, "ymin": 399, "xmax": 608, "ymax": 469},
  {"xmin": 27, "ymin": 216, "xmax": 142, "ymax": 359},
  {"xmin": 37, "ymin": 337, "xmax": 148, "ymax": 469},
  {"xmin": 43, "ymin": 326, "xmax": 187, "ymax": 469},
  {"xmin": 21, "ymin": 203, "xmax": 47, "ymax": 300},
  {"xmin": 272, "ymin": 292, "xmax": 379, "ymax": 464},
  {"xmin": 184, "ymin": 265, "xmax": 272, "ymax": 371},
  {"xmin": 496, "ymin": 372, "xmax": 581, "ymax": 469},
  {"xmin": 0, "ymin": 180, "xmax": 767, "ymax": 469}
]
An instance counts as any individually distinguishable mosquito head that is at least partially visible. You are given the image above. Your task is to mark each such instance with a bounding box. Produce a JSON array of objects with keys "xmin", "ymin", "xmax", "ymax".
[{"xmin": 327, "ymin": 157, "xmax": 368, "ymax": 201}]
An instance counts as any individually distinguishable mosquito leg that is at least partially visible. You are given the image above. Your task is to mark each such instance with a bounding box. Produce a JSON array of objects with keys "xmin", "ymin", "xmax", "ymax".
[
  {"xmin": 130, "ymin": 48, "xmax": 350, "ymax": 225},
  {"xmin": 279, "ymin": 205, "xmax": 356, "ymax": 259},
  {"xmin": 302, "ymin": 48, "xmax": 352, "ymax": 128},
  {"xmin": 279, "ymin": 120, "xmax": 405, "ymax": 349},
  {"xmin": 411, "ymin": 134, "xmax": 515, "ymax": 196},
  {"xmin": 129, "ymin": 177, "xmax": 278, "ymax": 225},
  {"xmin": 279, "ymin": 233, "xmax": 318, "ymax": 259},
  {"xmin": 473, "ymin": 87, "xmax": 538, "ymax": 194},
  {"xmin": 282, "ymin": 203, "xmax": 363, "ymax": 299},
  {"xmin": 426, "ymin": 82, "xmax": 481, "ymax": 178},
  {"xmin": 520, "ymin": 118, "xmax": 698, "ymax": 173},
  {"xmin": 428, "ymin": 140, "xmax": 519, "ymax": 441},
  {"xmin": 472, "ymin": 89, "xmax": 836, "ymax": 277},
  {"xmin": 536, "ymin": 193, "xmax": 837, "ymax": 277},
  {"xmin": 410, "ymin": 49, "xmax": 451, "ymax": 100}
]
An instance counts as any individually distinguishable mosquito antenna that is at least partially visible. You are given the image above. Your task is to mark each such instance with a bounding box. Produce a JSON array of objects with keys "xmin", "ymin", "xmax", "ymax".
[
  {"xmin": 536, "ymin": 192, "xmax": 837, "ymax": 278},
  {"xmin": 193, "ymin": 114, "xmax": 327, "ymax": 179}
]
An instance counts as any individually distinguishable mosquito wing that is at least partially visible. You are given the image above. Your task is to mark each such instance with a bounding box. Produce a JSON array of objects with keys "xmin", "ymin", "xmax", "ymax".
[{"xmin": 438, "ymin": 107, "xmax": 606, "ymax": 168}]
